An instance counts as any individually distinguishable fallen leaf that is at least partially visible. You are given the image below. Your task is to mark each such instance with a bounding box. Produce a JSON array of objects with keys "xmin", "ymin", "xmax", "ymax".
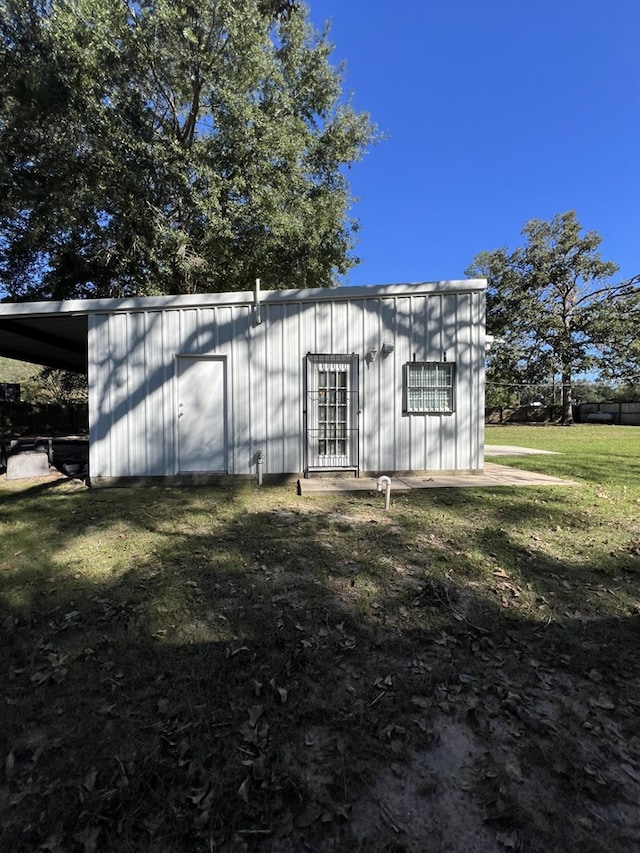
[
  {"xmin": 294, "ymin": 802, "xmax": 322, "ymax": 827},
  {"xmin": 73, "ymin": 825, "xmax": 101, "ymax": 853},
  {"xmin": 621, "ymin": 763, "xmax": 640, "ymax": 783},
  {"xmin": 238, "ymin": 777, "xmax": 251, "ymax": 804},
  {"xmin": 84, "ymin": 769, "xmax": 98, "ymax": 792},
  {"xmin": 252, "ymin": 755, "xmax": 267, "ymax": 780},
  {"xmin": 496, "ymin": 829, "xmax": 519, "ymax": 849},
  {"xmin": 188, "ymin": 784, "xmax": 211, "ymax": 806},
  {"xmin": 248, "ymin": 705, "xmax": 264, "ymax": 727},
  {"xmin": 193, "ymin": 808, "xmax": 210, "ymax": 829},
  {"xmin": 334, "ymin": 803, "xmax": 352, "ymax": 820},
  {"xmin": 38, "ymin": 834, "xmax": 64, "ymax": 852},
  {"xmin": 592, "ymin": 695, "xmax": 615, "ymax": 710},
  {"xmin": 5, "ymin": 751, "xmax": 15, "ymax": 780},
  {"xmin": 142, "ymin": 814, "xmax": 163, "ymax": 835}
]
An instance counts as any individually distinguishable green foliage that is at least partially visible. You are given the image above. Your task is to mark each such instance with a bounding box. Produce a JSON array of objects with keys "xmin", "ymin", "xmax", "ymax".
[
  {"xmin": 34, "ymin": 367, "xmax": 88, "ymax": 405},
  {"xmin": 0, "ymin": 358, "xmax": 88, "ymax": 403},
  {"xmin": 0, "ymin": 0, "xmax": 376, "ymax": 299},
  {"xmin": 584, "ymin": 287, "xmax": 640, "ymax": 388},
  {"xmin": 0, "ymin": 357, "xmax": 39, "ymax": 389},
  {"xmin": 468, "ymin": 211, "xmax": 639, "ymax": 422}
]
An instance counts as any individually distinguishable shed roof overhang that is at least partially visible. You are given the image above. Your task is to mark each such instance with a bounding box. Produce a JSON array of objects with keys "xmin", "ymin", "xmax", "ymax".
[
  {"xmin": 0, "ymin": 279, "xmax": 487, "ymax": 374},
  {"xmin": 0, "ymin": 307, "xmax": 87, "ymax": 373}
]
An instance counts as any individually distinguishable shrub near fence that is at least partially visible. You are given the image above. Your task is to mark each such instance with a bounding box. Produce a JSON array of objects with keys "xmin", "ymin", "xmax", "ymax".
[{"xmin": 0, "ymin": 401, "xmax": 88, "ymax": 437}]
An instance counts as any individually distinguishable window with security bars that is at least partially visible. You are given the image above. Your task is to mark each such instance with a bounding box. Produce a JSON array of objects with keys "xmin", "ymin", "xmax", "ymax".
[
  {"xmin": 317, "ymin": 369, "xmax": 348, "ymax": 456},
  {"xmin": 404, "ymin": 362, "xmax": 455, "ymax": 413}
]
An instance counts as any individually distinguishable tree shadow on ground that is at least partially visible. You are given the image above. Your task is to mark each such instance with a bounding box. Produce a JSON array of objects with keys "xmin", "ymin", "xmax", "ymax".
[{"xmin": 1, "ymin": 484, "xmax": 640, "ymax": 852}]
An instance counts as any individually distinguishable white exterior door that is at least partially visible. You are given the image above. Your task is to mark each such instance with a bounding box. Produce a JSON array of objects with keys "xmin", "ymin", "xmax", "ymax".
[
  {"xmin": 177, "ymin": 356, "xmax": 227, "ymax": 473},
  {"xmin": 306, "ymin": 354, "xmax": 359, "ymax": 472}
]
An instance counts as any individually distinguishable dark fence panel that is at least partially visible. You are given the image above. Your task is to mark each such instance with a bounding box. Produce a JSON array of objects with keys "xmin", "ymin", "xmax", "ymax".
[
  {"xmin": 485, "ymin": 405, "xmax": 557, "ymax": 424},
  {"xmin": 577, "ymin": 402, "xmax": 640, "ymax": 426},
  {"xmin": 0, "ymin": 401, "xmax": 88, "ymax": 437},
  {"xmin": 0, "ymin": 383, "xmax": 20, "ymax": 402}
]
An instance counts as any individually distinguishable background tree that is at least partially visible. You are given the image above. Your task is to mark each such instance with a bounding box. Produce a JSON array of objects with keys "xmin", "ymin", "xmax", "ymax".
[
  {"xmin": 585, "ymin": 288, "xmax": 640, "ymax": 392},
  {"xmin": 467, "ymin": 211, "xmax": 639, "ymax": 423},
  {"xmin": 0, "ymin": 0, "xmax": 376, "ymax": 300}
]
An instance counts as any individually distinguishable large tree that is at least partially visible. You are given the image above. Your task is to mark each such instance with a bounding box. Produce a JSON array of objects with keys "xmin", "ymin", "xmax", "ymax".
[
  {"xmin": 0, "ymin": 0, "xmax": 376, "ymax": 299},
  {"xmin": 466, "ymin": 211, "xmax": 639, "ymax": 423}
]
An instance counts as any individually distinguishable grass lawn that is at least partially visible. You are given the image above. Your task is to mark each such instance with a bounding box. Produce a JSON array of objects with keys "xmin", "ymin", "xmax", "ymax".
[{"xmin": 1, "ymin": 424, "xmax": 640, "ymax": 852}]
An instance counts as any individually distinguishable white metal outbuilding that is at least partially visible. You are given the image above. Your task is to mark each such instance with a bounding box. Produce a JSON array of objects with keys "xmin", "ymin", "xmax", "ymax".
[{"xmin": 0, "ymin": 280, "xmax": 487, "ymax": 483}]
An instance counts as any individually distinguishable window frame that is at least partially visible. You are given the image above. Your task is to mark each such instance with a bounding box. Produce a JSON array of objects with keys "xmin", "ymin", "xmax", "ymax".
[{"xmin": 403, "ymin": 361, "xmax": 456, "ymax": 415}]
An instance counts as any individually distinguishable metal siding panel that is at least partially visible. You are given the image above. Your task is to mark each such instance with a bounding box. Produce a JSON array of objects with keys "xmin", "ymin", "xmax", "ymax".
[
  {"xmin": 439, "ymin": 294, "xmax": 458, "ymax": 470},
  {"xmin": 331, "ymin": 300, "xmax": 349, "ymax": 351},
  {"xmin": 107, "ymin": 313, "xmax": 131, "ymax": 477},
  {"xmin": 427, "ymin": 295, "xmax": 442, "ymax": 361},
  {"xmin": 235, "ymin": 307, "xmax": 249, "ymax": 475},
  {"xmin": 405, "ymin": 296, "xmax": 433, "ymax": 471},
  {"xmin": 215, "ymin": 305, "xmax": 234, "ymax": 349},
  {"xmin": 377, "ymin": 298, "xmax": 398, "ymax": 471},
  {"xmin": 287, "ymin": 304, "xmax": 303, "ymax": 472},
  {"xmin": 257, "ymin": 301, "xmax": 302, "ymax": 476},
  {"xmin": 315, "ymin": 301, "xmax": 332, "ymax": 352},
  {"xmin": 198, "ymin": 308, "xmax": 216, "ymax": 353},
  {"xmin": 265, "ymin": 303, "xmax": 285, "ymax": 474},
  {"xmin": 453, "ymin": 293, "xmax": 470, "ymax": 471},
  {"xmin": 88, "ymin": 314, "xmax": 110, "ymax": 477},
  {"xmin": 349, "ymin": 302, "xmax": 365, "ymax": 473},
  {"xmin": 360, "ymin": 299, "xmax": 378, "ymax": 470},
  {"xmin": 282, "ymin": 303, "xmax": 302, "ymax": 473},
  {"xmin": 163, "ymin": 310, "xmax": 181, "ymax": 474},
  {"xmin": 395, "ymin": 297, "xmax": 413, "ymax": 471},
  {"xmin": 462, "ymin": 291, "xmax": 482, "ymax": 471},
  {"xmin": 127, "ymin": 312, "xmax": 148, "ymax": 475},
  {"xmin": 299, "ymin": 300, "xmax": 316, "ymax": 357},
  {"xmin": 230, "ymin": 306, "xmax": 251, "ymax": 474},
  {"xmin": 180, "ymin": 310, "xmax": 199, "ymax": 354},
  {"xmin": 162, "ymin": 307, "xmax": 181, "ymax": 357},
  {"xmin": 145, "ymin": 311, "xmax": 170, "ymax": 475}
]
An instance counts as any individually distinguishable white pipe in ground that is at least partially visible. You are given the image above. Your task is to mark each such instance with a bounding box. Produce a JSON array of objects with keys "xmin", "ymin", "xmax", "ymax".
[{"xmin": 376, "ymin": 475, "xmax": 391, "ymax": 511}]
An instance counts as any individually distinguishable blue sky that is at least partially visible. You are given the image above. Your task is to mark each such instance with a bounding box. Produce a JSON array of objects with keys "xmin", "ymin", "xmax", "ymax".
[{"xmin": 307, "ymin": 1, "xmax": 640, "ymax": 287}]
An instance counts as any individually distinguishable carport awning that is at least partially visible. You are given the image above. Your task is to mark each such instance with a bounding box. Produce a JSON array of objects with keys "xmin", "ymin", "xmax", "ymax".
[{"xmin": 0, "ymin": 307, "xmax": 88, "ymax": 373}]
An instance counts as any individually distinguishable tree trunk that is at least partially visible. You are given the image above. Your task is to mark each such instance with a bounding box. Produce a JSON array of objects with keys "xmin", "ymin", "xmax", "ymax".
[{"xmin": 561, "ymin": 371, "xmax": 573, "ymax": 424}]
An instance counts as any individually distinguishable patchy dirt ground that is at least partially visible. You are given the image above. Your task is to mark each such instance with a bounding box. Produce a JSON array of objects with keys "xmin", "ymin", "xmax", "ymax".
[{"xmin": 258, "ymin": 614, "xmax": 640, "ymax": 853}]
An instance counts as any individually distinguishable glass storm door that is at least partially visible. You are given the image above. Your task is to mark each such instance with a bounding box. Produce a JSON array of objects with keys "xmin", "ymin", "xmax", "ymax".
[{"xmin": 306, "ymin": 354, "xmax": 359, "ymax": 472}]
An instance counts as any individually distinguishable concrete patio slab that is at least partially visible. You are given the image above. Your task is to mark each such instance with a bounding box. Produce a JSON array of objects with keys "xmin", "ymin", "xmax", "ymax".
[
  {"xmin": 297, "ymin": 461, "xmax": 578, "ymax": 494},
  {"xmin": 485, "ymin": 445, "xmax": 559, "ymax": 456}
]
